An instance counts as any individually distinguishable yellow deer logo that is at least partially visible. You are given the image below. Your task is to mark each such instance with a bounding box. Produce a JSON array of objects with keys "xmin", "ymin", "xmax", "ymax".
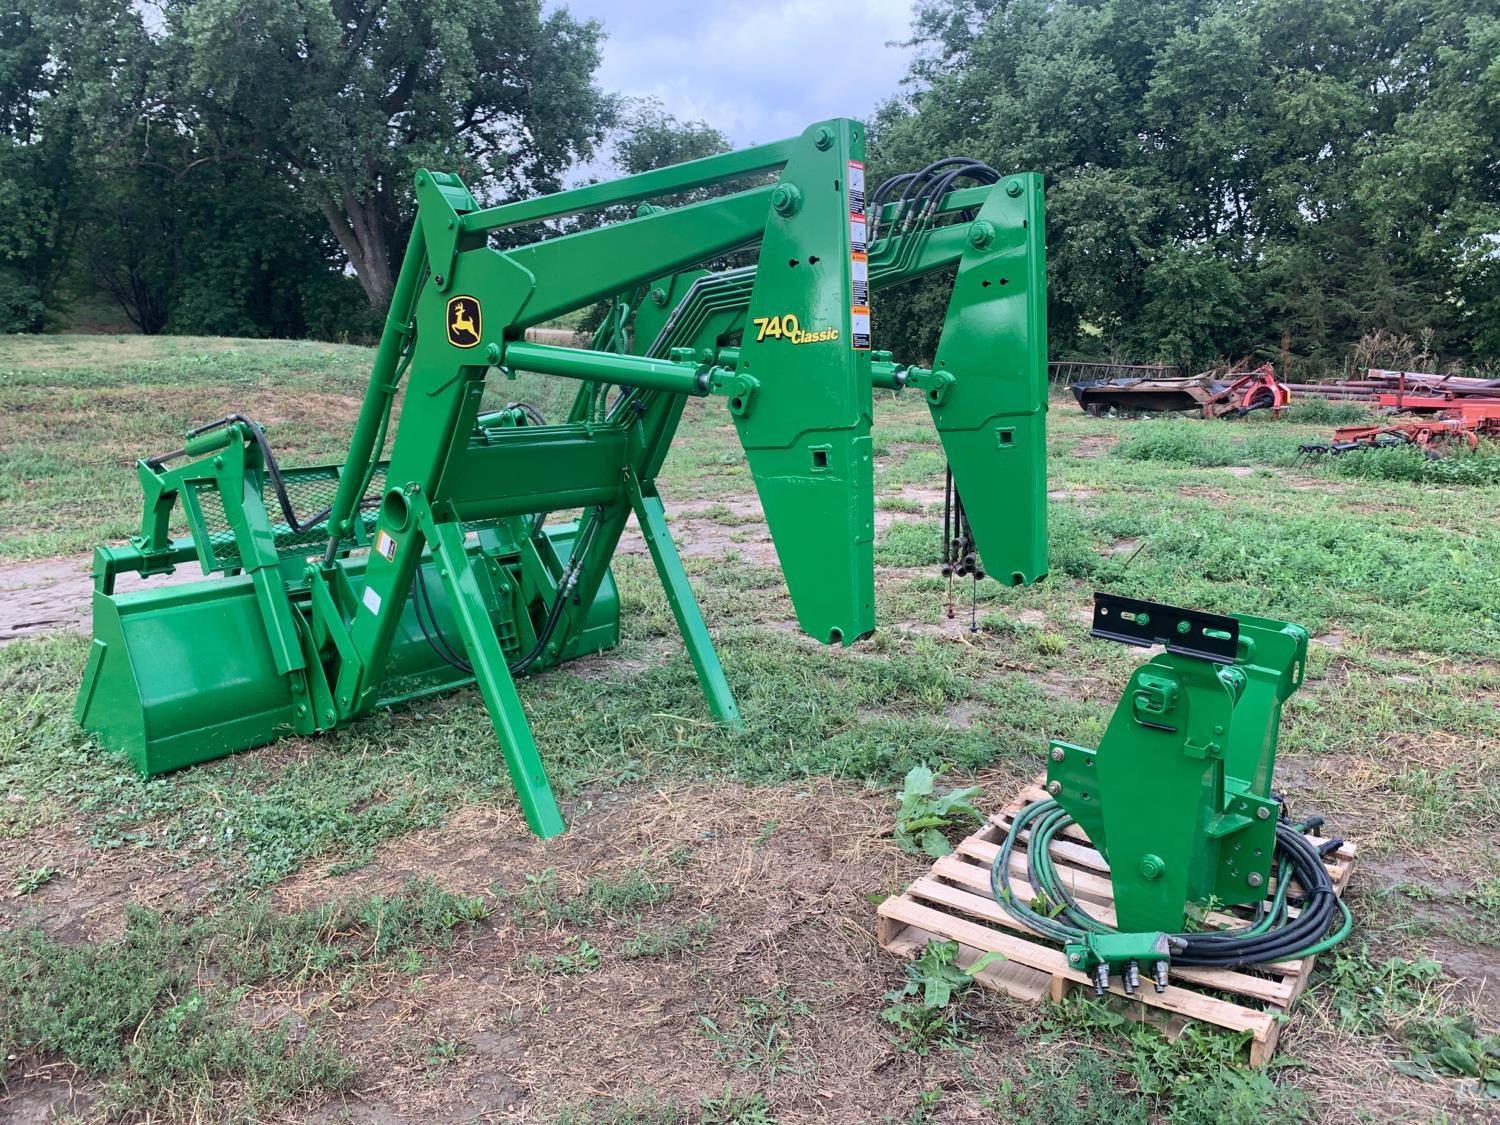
[{"xmin": 446, "ymin": 296, "xmax": 481, "ymax": 347}]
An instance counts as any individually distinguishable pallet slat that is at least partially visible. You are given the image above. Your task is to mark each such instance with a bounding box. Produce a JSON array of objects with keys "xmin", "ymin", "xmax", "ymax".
[{"xmin": 877, "ymin": 776, "xmax": 1357, "ymax": 1065}]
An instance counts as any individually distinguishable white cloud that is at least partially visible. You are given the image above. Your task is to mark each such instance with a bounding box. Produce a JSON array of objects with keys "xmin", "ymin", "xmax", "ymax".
[{"xmin": 554, "ymin": 0, "xmax": 919, "ymax": 147}]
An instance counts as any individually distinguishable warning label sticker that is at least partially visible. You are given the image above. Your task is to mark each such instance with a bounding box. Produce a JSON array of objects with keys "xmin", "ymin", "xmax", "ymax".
[
  {"xmin": 374, "ymin": 530, "xmax": 397, "ymax": 562},
  {"xmin": 851, "ymin": 305, "xmax": 871, "ymax": 350},
  {"xmin": 850, "ymin": 251, "xmax": 869, "ymax": 305},
  {"xmin": 847, "ymin": 160, "xmax": 866, "ymax": 214},
  {"xmin": 848, "ymin": 161, "xmax": 870, "ymax": 351}
]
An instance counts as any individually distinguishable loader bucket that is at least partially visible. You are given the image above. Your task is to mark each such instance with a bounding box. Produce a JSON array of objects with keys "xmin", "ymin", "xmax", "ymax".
[{"xmin": 76, "ymin": 522, "xmax": 618, "ymax": 776}]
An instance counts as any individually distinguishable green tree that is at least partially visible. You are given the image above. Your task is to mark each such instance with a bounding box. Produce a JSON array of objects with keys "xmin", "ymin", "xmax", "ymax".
[
  {"xmin": 0, "ymin": 5, "xmax": 79, "ymax": 331},
  {"xmin": 612, "ymin": 99, "xmax": 730, "ymax": 177},
  {"xmin": 154, "ymin": 0, "xmax": 616, "ymax": 310},
  {"xmin": 872, "ymin": 0, "xmax": 1500, "ymax": 371}
]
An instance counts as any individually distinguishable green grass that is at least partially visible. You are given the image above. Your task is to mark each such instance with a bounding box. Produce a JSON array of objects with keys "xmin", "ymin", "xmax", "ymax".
[
  {"xmin": 619, "ymin": 918, "xmax": 716, "ymax": 959},
  {"xmin": 1282, "ymin": 396, "xmax": 1378, "ymax": 425},
  {"xmin": 1, "ymin": 336, "xmax": 1497, "ymax": 1120},
  {"xmin": 496, "ymin": 865, "xmax": 674, "ymax": 929},
  {"xmin": 0, "ymin": 877, "xmax": 488, "ymax": 1118},
  {"xmin": 698, "ymin": 989, "xmax": 813, "ymax": 1089},
  {"xmin": 1111, "ymin": 418, "xmax": 1302, "ymax": 467},
  {"xmin": 1314, "ymin": 440, "xmax": 1500, "ymax": 486},
  {"xmin": 1020, "ymin": 1000, "xmax": 1309, "ymax": 1124}
]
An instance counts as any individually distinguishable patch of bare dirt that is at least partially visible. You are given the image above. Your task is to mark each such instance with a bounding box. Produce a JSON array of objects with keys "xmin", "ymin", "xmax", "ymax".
[
  {"xmin": 0, "ymin": 555, "xmax": 209, "ymax": 643},
  {"xmin": 1068, "ymin": 434, "xmax": 1118, "ymax": 459},
  {"xmin": 0, "ymin": 823, "xmax": 228, "ymax": 943},
  {"xmin": 264, "ymin": 779, "xmax": 1035, "ymax": 1123},
  {"xmin": 1037, "ymin": 670, "xmax": 1101, "ymax": 702}
]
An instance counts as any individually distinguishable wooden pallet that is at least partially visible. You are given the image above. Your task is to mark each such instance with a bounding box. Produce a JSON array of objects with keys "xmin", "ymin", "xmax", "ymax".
[{"xmin": 877, "ymin": 777, "xmax": 1358, "ymax": 1065}]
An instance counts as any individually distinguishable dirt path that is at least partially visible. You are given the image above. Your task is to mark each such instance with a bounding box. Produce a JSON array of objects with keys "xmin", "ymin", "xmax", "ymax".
[
  {"xmin": 0, "ymin": 490, "xmax": 946, "ymax": 646},
  {"xmin": 0, "ymin": 556, "xmax": 208, "ymax": 643}
]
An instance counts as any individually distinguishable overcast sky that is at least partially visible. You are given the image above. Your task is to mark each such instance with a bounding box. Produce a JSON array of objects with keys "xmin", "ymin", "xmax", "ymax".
[{"xmin": 552, "ymin": 0, "xmax": 921, "ymax": 150}]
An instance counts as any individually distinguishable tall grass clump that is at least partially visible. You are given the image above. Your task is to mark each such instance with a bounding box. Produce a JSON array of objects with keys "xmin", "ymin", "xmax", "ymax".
[
  {"xmin": 1316, "ymin": 441, "xmax": 1500, "ymax": 486},
  {"xmin": 1112, "ymin": 420, "xmax": 1300, "ymax": 468},
  {"xmin": 1287, "ymin": 396, "xmax": 1377, "ymax": 425},
  {"xmin": 1114, "ymin": 421, "xmax": 1236, "ymax": 466}
]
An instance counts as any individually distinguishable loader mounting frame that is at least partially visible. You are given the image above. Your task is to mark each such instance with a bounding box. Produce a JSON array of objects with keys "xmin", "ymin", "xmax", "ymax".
[{"xmin": 78, "ymin": 119, "xmax": 1050, "ymax": 838}]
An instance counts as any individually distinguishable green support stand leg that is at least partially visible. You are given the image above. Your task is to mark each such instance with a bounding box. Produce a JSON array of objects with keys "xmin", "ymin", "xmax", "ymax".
[
  {"xmin": 422, "ymin": 507, "xmax": 567, "ymax": 838},
  {"xmin": 628, "ymin": 475, "xmax": 743, "ymax": 729}
]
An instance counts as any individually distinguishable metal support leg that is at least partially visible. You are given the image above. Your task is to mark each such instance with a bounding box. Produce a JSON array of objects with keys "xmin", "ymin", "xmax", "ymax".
[
  {"xmin": 420, "ymin": 506, "xmax": 567, "ymax": 838},
  {"xmin": 627, "ymin": 474, "xmax": 743, "ymax": 729}
]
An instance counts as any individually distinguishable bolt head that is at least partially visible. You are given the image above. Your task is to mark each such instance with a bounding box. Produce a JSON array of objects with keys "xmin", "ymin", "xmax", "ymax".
[
  {"xmin": 1047, "ymin": 780, "xmax": 1062, "ymax": 796},
  {"xmin": 813, "ymin": 125, "xmax": 834, "ymax": 150},
  {"xmin": 1248, "ymin": 872, "xmax": 1264, "ymax": 888},
  {"xmin": 1050, "ymin": 746, "xmax": 1065, "ymax": 762},
  {"xmin": 770, "ymin": 183, "xmax": 803, "ymax": 217},
  {"xmin": 1256, "ymin": 806, "xmax": 1271, "ymax": 820},
  {"xmin": 1005, "ymin": 179, "xmax": 1023, "ymax": 197}
]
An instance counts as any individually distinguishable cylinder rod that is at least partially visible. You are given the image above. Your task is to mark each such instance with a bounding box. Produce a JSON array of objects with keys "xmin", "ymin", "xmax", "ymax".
[
  {"xmin": 323, "ymin": 224, "xmax": 428, "ymax": 565},
  {"xmin": 502, "ymin": 340, "xmax": 709, "ymax": 397}
]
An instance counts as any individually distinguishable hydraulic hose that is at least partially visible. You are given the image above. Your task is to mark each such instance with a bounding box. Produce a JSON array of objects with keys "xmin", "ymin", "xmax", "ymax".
[
  {"xmin": 163, "ymin": 413, "xmax": 378, "ymax": 536},
  {"xmin": 411, "ymin": 502, "xmax": 606, "ymax": 678},
  {"xmin": 990, "ymin": 799, "xmax": 1352, "ymax": 968}
]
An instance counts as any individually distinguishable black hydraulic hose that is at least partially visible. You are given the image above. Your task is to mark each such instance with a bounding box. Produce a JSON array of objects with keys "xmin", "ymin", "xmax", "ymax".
[
  {"xmin": 411, "ymin": 505, "xmax": 605, "ymax": 678},
  {"xmin": 167, "ymin": 413, "xmax": 355, "ymax": 535},
  {"xmin": 941, "ymin": 465, "xmax": 953, "ymax": 572},
  {"xmin": 872, "ymin": 158, "xmax": 1002, "ymax": 245},
  {"xmin": 910, "ymin": 162, "xmax": 1000, "ymax": 224},
  {"xmin": 991, "ymin": 799, "xmax": 1351, "ymax": 969},
  {"xmin": 895, "ymin": 157, "xmax": 996, "ymax": 224},
  {"xmin": 504, "ymin": 400, "xmax": 548, "ymax": 427},
  {"xmin": 413, "ymin": 566, "xmax": 474, "ymax": 674}
]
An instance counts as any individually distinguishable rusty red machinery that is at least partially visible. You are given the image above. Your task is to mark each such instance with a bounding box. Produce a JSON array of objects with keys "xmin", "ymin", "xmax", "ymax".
[
  {"xmin": 1284, "ymin": 368, "xmax": 1500, "ymax": 405},
  {"xmin": 1298, "ymin": 398, "xmax": 1500, "ymax": 457},
  {"xmin": 1071, "ymin": 362, "xmax": 1289, "ymax": 418}
]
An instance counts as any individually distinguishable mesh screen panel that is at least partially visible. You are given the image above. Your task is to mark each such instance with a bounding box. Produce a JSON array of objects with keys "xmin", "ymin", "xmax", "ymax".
[{"xmin": 188, "ymin": 463, "xmax": 388, "ymax": 571}]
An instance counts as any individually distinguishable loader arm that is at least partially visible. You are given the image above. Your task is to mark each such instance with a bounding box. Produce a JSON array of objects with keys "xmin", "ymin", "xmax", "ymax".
[{"xmin": 78, "ymin": 119, "xmax": 1049, "ymax": 840}]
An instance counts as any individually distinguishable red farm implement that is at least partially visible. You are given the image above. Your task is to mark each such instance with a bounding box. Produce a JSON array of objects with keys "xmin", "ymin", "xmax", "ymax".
[
  {"xmin": 1071, "ymin": 362, "xmax": 1288, "ymax": 418},
  {"xmin": 1298, "ymin": 399, "xmax": 1500, "ymax": 458},
  {"xmin": 1285, "ymin": 368, "xmax": 1500, "ymax": 406}
]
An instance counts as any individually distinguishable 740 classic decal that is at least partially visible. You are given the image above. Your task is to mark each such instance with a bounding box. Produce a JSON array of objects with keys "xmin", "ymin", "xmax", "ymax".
[{"xmin": 750, "ymin": 312, "xmax": 839, "ymax": 345}]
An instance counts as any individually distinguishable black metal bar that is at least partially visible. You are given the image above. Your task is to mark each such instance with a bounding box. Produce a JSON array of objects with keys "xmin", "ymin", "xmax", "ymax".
[{"xmin": 1090, "ymin": 592, "xmax": 1239, "ymax": 664}]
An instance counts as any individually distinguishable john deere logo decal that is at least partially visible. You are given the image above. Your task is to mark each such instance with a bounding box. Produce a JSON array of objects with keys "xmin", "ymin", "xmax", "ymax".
[{"xmin": 447, "ymin": 296, "xmax": 481, "ymax": 348}]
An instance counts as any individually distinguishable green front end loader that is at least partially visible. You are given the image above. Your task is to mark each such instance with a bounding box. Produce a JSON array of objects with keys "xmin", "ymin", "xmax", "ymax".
[{"xmin": 76, "ymin": 119, "xmax": 1050, "ymax": 838}]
